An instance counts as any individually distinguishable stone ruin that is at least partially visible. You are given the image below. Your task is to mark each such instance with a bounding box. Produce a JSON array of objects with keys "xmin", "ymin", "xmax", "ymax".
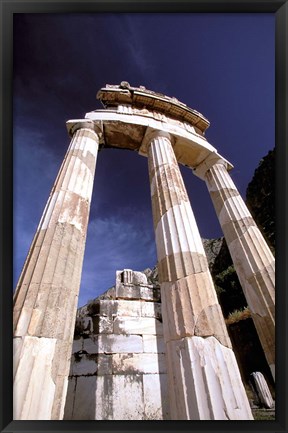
[
  {"xmin": 64, "ymin": 269, "xmax": 168, "ymax": 420},
  {"xmin": 13, "ymin": 83, "xmax": 275, "ymax": 420},
  {"xmin": 250, "ymin": 372, "xmax": 274, "ymax": 409}
]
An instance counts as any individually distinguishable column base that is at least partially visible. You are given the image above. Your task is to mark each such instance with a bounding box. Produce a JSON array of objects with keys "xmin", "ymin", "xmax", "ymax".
[
  {"xmin": 13, "ymin": 335, "xmax": 66, "ymax": 420},
  {"xmin": 166, "ymin": 336, "xmax": 253, "ymax": 420}
]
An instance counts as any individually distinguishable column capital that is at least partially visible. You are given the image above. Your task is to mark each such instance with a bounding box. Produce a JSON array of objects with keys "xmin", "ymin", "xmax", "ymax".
[
  {"xmin": 66, "ymin": 119, "xmax": 103, "ymax": 138},
  {"xmin": 193, "ymin": 151, "xmax": 233, "ymax": 180},
  {"xmin": 139, "ymin": 128, "xmax": 175, "ymax": 157}
]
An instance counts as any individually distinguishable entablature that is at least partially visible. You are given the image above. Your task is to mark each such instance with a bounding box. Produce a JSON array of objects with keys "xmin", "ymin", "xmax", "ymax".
[{"xmin": 97, "ymin": 82, "xmax": 210, "ymax": 134}]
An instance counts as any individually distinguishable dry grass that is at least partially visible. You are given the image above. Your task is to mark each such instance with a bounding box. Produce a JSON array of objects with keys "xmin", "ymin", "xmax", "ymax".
[
  {"xmin": 252, "ymin": 408, "xmax": 275, "ymax": 420},
  {"xmin": 225, "ymin": 307, "xmax": 251, "ymax": 325}
]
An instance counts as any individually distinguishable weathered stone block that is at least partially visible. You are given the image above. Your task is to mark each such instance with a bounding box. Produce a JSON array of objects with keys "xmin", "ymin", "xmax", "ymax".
[
  {"xmin": 142, "ymin": 335, "xmax": 165, "ymax": 354},
  {"xmin": 112, "ymin": 353, "xmax": 166, "ymax": 374},
  {"xmin": 71, "ymin": 353, "xmax": 112, "ymax": 376},
  {"xmin": 140, "ymin": 286, "xmax": 161, "ymax": 301},
  {"xmin": 70, "ymin": 354, "xmax": 98, "ymax": 376},
  {"xmin": 116, "ymin": 269, "xmax": 148, "ymax": 286},
  {"xmin": 68, "ymin": 376, "xmax": 97, "ymax": 420},
  {"xmin": 94, "ymin": 375, "xmax": 145, "ymax": 420},
  {"xmin": 83, "ymin": 334, "xmax": 143, "ymax": 354},
  {"xmin": 92, "ymin": 316, "xmax": 113, "ymax": 334},
  {"xmin": 116, "ymin": 284, "xmax": 141, "ymax": 300},
  {"xmin": 143, "ymin": 374, "xmax": 169, "ymax": 420},
  {"xmin": 113, "ymin": 317, "xmax": 163, "ymax": 335},
  {"xmin": 96, "ymin": 354, "xmax": 113, "ymax": 375},
  {"xmin": 141, "ymin": 301, "xmax": 162, "ymax": 318},
  {"xmin": 114, "ymin": 299, "xmax": 141, "ymax": 317},
  {"xmin": 87, "ymin": 299, "xmax": 116, "ymax": 317}
]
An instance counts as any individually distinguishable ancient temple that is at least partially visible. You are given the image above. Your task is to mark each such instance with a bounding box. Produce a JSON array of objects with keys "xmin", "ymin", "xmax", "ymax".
[{"xmin": 13, "ymin": 82, "xmax": 275, "ymax": 420}]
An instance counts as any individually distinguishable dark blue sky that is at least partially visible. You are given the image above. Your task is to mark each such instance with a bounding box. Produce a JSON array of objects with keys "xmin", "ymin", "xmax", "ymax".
[{"xmin": 13, "ymin": 13, "xmax": 275, "ymax": 306}]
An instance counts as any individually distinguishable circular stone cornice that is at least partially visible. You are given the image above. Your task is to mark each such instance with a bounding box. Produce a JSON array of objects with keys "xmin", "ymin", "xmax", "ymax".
[{"xmin": 96, "ymin": 82, "xmax": 210, "ymax": 134}]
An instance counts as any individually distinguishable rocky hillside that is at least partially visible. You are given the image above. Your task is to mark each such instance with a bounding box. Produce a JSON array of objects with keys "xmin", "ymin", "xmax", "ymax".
[
  {"xmin": 202, "ymin": 238, "xmax": 224, "ymax": 269},
  {"xmin": 246, "ymin": 148, "xmax": 275, "ymax": 253}
]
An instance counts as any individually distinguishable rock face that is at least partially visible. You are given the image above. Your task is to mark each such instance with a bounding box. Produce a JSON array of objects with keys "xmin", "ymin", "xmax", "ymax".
[
  {"xmin": 202, "ymin": 238, "xmax": 224, "ymax": 270},
  {"xmin": 207, "ymin": 239, "xmax": 248, "ymax": 317},
  {"xmin": 246, "ymin": 148, "xmax": 275, "ymax": 253},
  {"xmin": 64, "ymin": 269, "xmax": 169, "ymax": 420}
]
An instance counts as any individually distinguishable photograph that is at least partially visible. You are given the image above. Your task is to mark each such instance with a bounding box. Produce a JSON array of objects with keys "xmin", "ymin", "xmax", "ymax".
[{"xmin": 2, "ymin": 2, "xmax": 285, "ymax": 431}]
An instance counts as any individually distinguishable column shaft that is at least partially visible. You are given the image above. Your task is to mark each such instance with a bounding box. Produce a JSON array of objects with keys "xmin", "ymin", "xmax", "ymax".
[
  {"xmin": 203, "ymin": 160, "xmax": 275, "ymax": 378},
  {"xmin": 13, "ymin": 123, "xmax": 100, "ymax": 419},
  {"xmin": 147, "ymin": 132, "xmax": 253, "ymax": 420}
]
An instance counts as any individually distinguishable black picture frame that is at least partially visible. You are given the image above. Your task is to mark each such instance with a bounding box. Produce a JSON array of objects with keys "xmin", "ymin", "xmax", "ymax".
[{"xmin": 1, "ymin": 1, "xmax": 287, "ymax": 432}]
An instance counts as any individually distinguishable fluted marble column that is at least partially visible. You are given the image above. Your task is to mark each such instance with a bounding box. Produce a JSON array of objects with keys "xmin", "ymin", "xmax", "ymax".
[
  {"xmin": 147, "ymin": 131, "xmax": 253, "ymax": 420},
  {"xmin": 194, "ymin": 154, "xmax": 275, "ymax": 380},
  {"xmin": 13, "ymin": 120, "xmax": 101, "ymax": 420}
]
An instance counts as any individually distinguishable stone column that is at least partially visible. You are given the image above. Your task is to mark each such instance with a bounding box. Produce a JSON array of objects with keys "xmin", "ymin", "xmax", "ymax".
[
  {"xmin": 146, "ymin": 131, "xmax": 253, "ymax": 420},
  {"xmin": 194, "ymin": 154, "xmax": 275, "ymax": 380},
  {"xmin": 13, "ymin": 120, "xmax": 101, "ymax": 420}
]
